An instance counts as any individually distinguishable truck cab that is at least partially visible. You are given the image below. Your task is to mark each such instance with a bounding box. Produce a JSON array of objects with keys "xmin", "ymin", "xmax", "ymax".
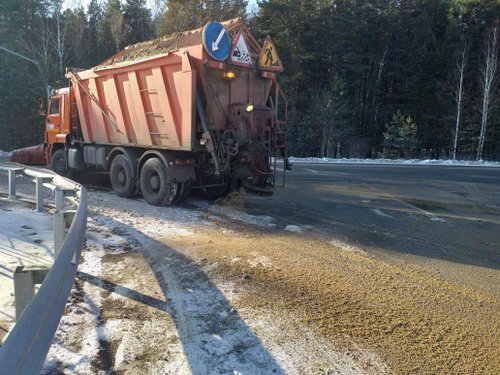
[{"xmin": 44, "ymin": 88, "xmax": 72, "ymax": 172}]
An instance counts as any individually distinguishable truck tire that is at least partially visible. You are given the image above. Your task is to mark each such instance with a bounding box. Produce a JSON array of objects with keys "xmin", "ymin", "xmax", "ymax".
[
  {"xmin": 51, "ymin": 149, "xmax": 70, "ymax": 177},
  {"xmin": 140, "ymin": 157, "xmax": 178, "ymax": 206},
  {"xmin": 110, "ymin": 154, "xmax": 136, "ymax": 198}
]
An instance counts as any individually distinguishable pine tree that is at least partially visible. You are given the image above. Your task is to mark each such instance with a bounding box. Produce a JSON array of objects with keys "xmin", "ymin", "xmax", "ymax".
[
  {"xmin": 382, "ymin": 111, "xmax": 418, "ymax": 159},
  {"xmin": 160, "ymin": 0, "xmax": 247, "ymax": 36},
  {"xmin": 84, "ymin": 0, "xmax": 105, "ymax": 66},
  {"xmin": 102, "ymin": 0, "xmax": 125, "ymax": 53},
  {"xmin": 124, "ymin": 0, "xmax": 153, "ymax": 45}
]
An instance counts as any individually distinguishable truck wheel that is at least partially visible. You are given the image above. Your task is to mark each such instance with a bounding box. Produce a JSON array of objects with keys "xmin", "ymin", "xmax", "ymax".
[
  {"xmin": 51, "ymin": 149, "xmax": 70, "ymax": 177},
  {"xmin": 140, "ymin": 158, "xmax": 178, "ymax": 206},
  {"xmin": 110, "ymin": 154, "xmax": 136, "ymax": 198}
]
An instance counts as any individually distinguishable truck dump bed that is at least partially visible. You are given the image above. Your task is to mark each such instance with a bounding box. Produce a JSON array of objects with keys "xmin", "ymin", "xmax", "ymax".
[
  {"xmin": 68, "ymin": 33, "xmax": 202, "ymax": 151},
  {"xmin": 68, "ymin": 18, "xmax": 283, "ymax": 154}
]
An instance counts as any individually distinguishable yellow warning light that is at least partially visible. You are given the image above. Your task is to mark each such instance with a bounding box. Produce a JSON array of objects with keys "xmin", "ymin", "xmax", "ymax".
[
  {"xmin": 223, "ymin": 71, "xmax": 236, "ymax": 80},
  {"xmin": 246, "ymin": 105, "xmax": 254, "ymax": 112}
]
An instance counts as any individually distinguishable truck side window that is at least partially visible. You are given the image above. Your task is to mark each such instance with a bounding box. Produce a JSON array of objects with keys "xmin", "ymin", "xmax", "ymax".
[{"xmin": 49, "ymin": 98, "xmax": 60, "ymax": 115}]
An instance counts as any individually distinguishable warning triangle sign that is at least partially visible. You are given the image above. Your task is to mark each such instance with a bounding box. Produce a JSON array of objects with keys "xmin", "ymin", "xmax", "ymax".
[
  {"xmin": 229, "ymin": 30, "xmax": 253, "ymax": 67},
  {"xmin": 258, "ymin": 36, "xmax": 283, "ymax": 72}
]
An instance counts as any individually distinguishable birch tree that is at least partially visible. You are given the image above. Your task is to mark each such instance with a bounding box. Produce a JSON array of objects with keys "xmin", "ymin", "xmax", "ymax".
[
  {"xmin": 21, "ymin": 10, "xmax": 52, "ymax": 101},
  {"xmin": 51, "ymin": 0, "xmax": 67, "ymax": 79},
  {"xmin": 477, "ymin": 24, "xmax": 498, "ymax": 160},
  {"xmin": 452, "ymin": 37, "xmax": 468, "ymax": 160},
  {"xmin": 150, "ymin": 0, "xmax": 166, "ymax": 38},
  {"xmin": 104, "ymin": 0, "xmax": 125, "ymax": 52}
]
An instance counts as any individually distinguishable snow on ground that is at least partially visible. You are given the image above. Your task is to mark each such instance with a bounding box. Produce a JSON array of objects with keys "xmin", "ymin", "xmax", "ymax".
[
  {"xmin": 0, "ymin": 198, "xmax": 54, "ymax": 341},
  {"xmin": 284, "ymin": 224, "xmax": 303, "ymax": 233},
  {"xmin": 43, "ymin": 192, "xmax": 286, "ymax": 374},
  {"xmin": 209, "ymin": 205, "xmax": 276, "ymax": 227},
  {"xmin": 288, "ymin": 156, "xmax": 500, "ymax": 167},
  {"xmin": 0, "ymin": 150, "xmax": 11, "ymax": 157}
]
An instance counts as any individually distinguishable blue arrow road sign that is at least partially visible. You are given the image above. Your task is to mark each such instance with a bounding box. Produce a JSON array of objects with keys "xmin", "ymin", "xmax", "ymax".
[{"xmin": 202, "ymin": 22, "xmax": 231, "ymax": 61}]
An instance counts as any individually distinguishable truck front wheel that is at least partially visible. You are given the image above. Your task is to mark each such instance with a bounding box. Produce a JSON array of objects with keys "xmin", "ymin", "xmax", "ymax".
[
  {"xmin": 140, "ymin": 157, "xmax": 178, "ymax": 206},
  {"xmin": 51, "ymin": 149, "xmax": 70, "ymax": 177},
  {"xmin": 110, "ymin": 154, "xmax": 136, "ymax": 198}
]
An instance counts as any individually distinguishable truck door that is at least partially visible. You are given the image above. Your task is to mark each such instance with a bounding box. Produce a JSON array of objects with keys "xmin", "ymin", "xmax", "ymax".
[{"xmin": 46, "ymin": 96, "xmax": 61, "ymax": 144}]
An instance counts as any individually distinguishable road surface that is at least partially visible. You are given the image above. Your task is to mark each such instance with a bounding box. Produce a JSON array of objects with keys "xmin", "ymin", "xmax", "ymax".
[
  {"xmin": 1, "ymin": 162, "xmax": 499, "ymax": 374},
  {"xmin": 245, "ymin": 163, "xmax": 500, "ymax": 292}
]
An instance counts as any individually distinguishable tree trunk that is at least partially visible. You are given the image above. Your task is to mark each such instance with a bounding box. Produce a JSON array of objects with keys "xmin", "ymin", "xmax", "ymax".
[
  {"xmin": 477, "ymin": 25, "xmax": 498, "ymax": 160},
  {"xmin": 453, "ymin": 38, "xmax": 467, "ymax": 160}
]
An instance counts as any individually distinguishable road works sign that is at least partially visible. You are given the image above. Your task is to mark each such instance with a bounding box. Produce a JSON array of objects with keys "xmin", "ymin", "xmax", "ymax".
[
  {"xmin": 202, "ymin": 22, "xmax": 231, "ymax": 61},
  {"xmin": 258, "ymin": 36, "xmax": 283, "ymax": 72},
  {"xmin": 229, "ymin": 30, "xmax": 253, "ymax": 67}
]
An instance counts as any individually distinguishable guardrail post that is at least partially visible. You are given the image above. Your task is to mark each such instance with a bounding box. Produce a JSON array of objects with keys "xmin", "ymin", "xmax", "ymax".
[
  {"xmin": 54, "ymin": 188, "xmax": 77, "ymax": 256},
  {"xmin": 14, "ymin": 266, "xmax": 49, "ymax": 320},
  {"xmin": 36, "ymin": 176, "xmax": 53, "ymax": 212},
  {"xmin": 8, "ymin": 169, "xmax": 17, "ymax": 199}
]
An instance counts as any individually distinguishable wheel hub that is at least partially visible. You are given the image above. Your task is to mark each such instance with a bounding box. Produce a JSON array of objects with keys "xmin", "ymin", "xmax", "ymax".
[
  {"xmin": 118, "ymin": 169, "xmax": 126, "ymax": 185},
  {"xmin": 150, "ymin": 174, "xmax": 160, "ymax": 191}
]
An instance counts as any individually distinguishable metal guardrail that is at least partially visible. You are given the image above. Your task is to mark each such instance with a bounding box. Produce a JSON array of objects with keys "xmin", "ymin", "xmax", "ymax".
[{"xmin": 0, "ymin": 162, "xmax": 87, "ymax": 374}]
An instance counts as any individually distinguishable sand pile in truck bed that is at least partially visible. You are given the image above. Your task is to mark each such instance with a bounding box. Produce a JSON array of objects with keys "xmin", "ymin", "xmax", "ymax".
[{"xmin": 96, "ymin": 18, "xmax": 240, "ymax": 68}]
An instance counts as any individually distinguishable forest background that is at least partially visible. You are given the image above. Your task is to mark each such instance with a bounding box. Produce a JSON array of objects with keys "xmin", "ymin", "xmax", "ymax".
[{"xmin": 0, "ymin": 0, "xmax": 498, "ymax": 160}]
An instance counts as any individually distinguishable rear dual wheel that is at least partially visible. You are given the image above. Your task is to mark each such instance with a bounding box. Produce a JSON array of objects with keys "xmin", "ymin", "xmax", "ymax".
[
  {"xmin": 140, "ymin": 157, "xmax": 188, "ymax": 206},
  {"xmin": 110, "ymin": 154, "xmax": 136, "ymax": 198}
]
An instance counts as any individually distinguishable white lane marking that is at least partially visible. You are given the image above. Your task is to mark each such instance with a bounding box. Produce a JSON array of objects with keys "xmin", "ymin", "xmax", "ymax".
[
  {"xmin": 372, "ymin": 208, "xmax": 393, "ymax": 218},
  {"xmin": 397, "ymin": 199, "xmax": 448, "ymax": 223}
]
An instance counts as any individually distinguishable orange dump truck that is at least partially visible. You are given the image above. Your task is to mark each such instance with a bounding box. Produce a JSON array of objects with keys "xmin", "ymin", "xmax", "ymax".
[{"xmin": 16, "ymin": 18, "xmax": 287, "ymax": 205}]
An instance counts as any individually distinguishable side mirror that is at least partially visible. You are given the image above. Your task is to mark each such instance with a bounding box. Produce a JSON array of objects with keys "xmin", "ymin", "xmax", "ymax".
[{"xmin": 38, "ymin": 98, "xmax": 46, "ymax": 117}]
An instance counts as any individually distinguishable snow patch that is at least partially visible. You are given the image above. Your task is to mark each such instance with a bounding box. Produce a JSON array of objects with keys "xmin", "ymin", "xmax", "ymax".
[
  {"xmin": 209, "ymin": 205, "xmax": 276, "ymax": 227},
  {"xmin": 430, "ymin": 217, "xmax": 446, "ymax": 223},
  {"xmin": 329, "ymin": 239, "xmax": 366, "ymax": 255},
  {"xmin": 248, "ymin": 252, "xmax": 273, "ymax": 268},
  {"xmin": 288, "ymin": 157, "xmax": 500, "ymax": 167},
  {"xmin": 0, "ymin": 150, "xmax": 12, "ymax": 157},
  {"xmin": 0, "ymin": 199, "xmax": 54, "ymax": 338},
  {"xmin": 285, "ymin": 224, "xmax": 303, "ymax": 233},
  {"xmin": 42, "ymin": 222, "xmax": 106, "ymax": 374},
  {"xmin": 372, "ymin": 208, "xmax": 394, "ymax": 218}
]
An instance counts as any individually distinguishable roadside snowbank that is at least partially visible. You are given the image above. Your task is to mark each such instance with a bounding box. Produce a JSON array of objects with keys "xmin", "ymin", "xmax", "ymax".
[
  {"xmin": 288, "ymin": 157, "xmax": 500, "ymax": 167},
  {"xmin": 0, "ymin": 150, "xmax": 11, "ymax": 157}
]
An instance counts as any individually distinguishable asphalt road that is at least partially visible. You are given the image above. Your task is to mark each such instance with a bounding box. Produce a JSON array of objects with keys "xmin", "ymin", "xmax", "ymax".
[
  {"xmin": 2, "ymin": 157, "xmax": 498, "ymax": 295},
  {"xmin": 245, "ymin": 163, "xmax": 500, "ymax": 295}
]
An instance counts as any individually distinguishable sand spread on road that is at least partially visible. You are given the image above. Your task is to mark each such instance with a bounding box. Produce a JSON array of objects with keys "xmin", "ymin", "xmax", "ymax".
[{"xmin": 166, "ymin": 221, "xmax": 500, "ymax": 375}]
